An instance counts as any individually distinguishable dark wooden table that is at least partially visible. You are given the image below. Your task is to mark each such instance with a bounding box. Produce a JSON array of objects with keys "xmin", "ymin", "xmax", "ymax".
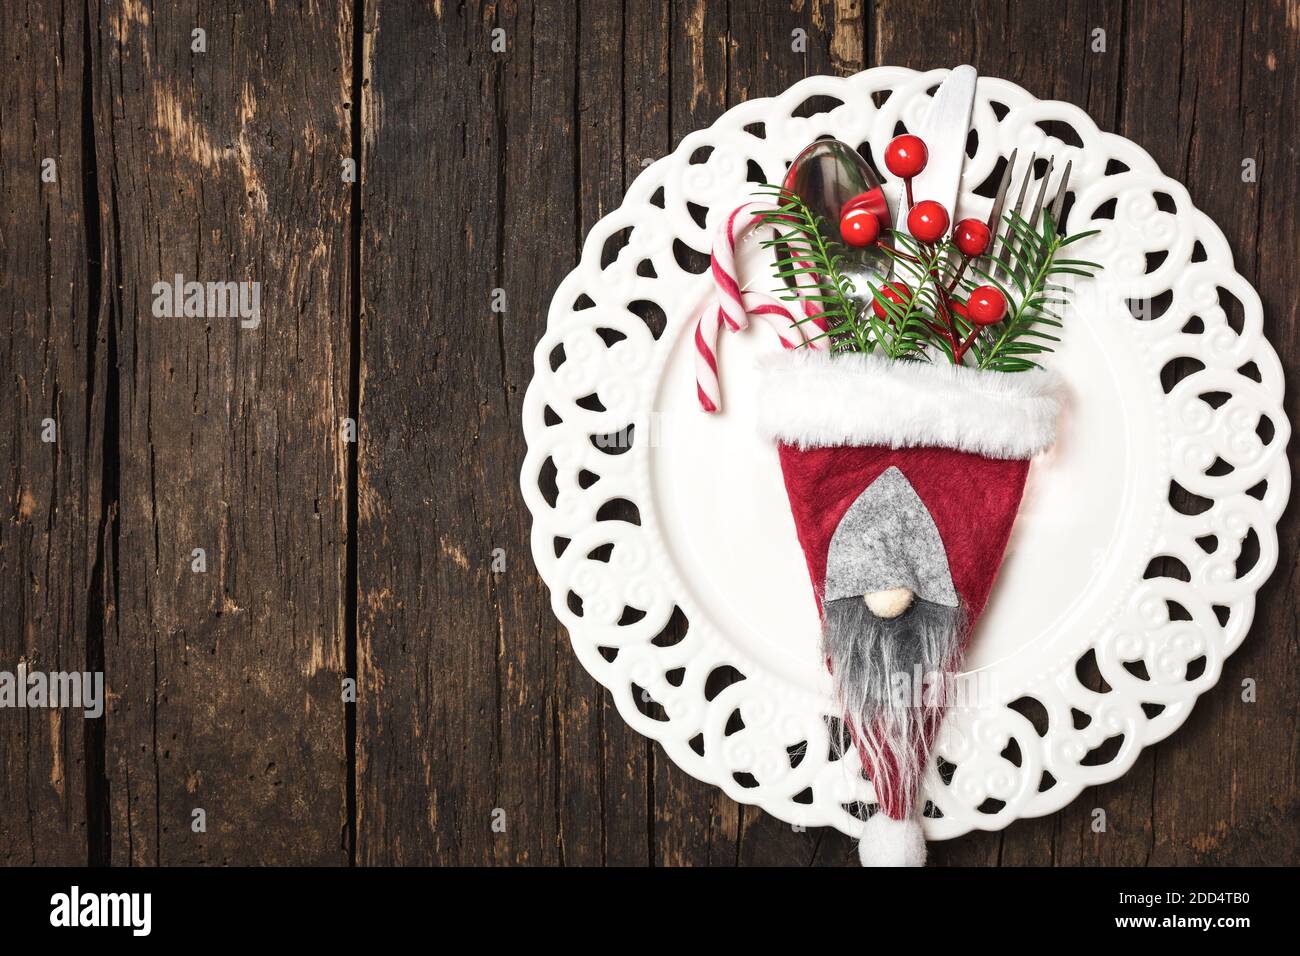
[{"xmin": 2, "ymin": 0, "xmax": 1295, "ymax": 866}]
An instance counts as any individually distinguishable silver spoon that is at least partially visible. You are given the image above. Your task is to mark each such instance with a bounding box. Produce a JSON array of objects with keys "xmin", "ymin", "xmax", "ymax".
[{"xmin": 782, "ymin": 139, "xmax": 893, "ymax": 313}]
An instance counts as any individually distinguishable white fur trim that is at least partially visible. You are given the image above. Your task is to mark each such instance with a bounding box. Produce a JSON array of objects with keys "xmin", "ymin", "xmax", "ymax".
[
  {"xmin": 858, "ymin": 814, "xmax": 927, "ymax": 867},
  {"xmin": 757, "ymin": 351, "xmax": 1061, "ymax": 460}
]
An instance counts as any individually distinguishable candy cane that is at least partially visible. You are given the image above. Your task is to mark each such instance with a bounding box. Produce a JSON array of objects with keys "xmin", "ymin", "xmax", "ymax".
[
  {"xmin": 743, "ymin": 291, "xmax": 809, "ymax": 350},
  {"xmin": 751, "ymin": 290, "xmax": 831, "ymax": 350},
  {"xmin": 694, "ymin": 290, "xmax": 823, "ymax": 412},
  {"xmin": 756, "ymin": 290, "xmax": 831, "ymax": 351},
  {"xmin": 694, "ymin": 305, "xmax": 723, "ymax": 413},
  {"xmin": 696, "ymin": 200, "xmax": 836, "ymax": 411},
  {"xmin": 713, "ymin": 202, "xmax": 830, "ymax": 334},
  {"xmin": 698, "ymin": 203, "xmax": 779, "ymax": 411},
  {"xmin": 712, "ymin": 203, "xmax": 767, "ymax": 333}
]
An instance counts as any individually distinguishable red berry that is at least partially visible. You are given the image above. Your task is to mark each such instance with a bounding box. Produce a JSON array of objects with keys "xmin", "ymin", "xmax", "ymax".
[
  {"xmin": 966, "ymin": 285, "xmax": 1007, "ymax": 326},
  {"xmin": 954, "ymin": 218, "xmax": 991, "ymax": 257},
  {"xmin": 840, "ymin": 206, "xmax": 880, "ymax": 247},
  {"xmin": 884, "ymin": 134, "xmax": 928, "ymax": 179},
  {"xmin": 907, "ymin": 200, "xmax": 949, "ymax": 243},
  {"xmin": 872, "ymin": 281, "xmax": 911, "ymax": 321}
]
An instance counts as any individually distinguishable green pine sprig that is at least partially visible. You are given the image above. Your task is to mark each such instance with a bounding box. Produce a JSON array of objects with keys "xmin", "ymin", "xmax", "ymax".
[
  {"xmin": 870, "ymin": 233, "xmax": 954, "ymax": 361},
  {"xmin": 753, "ymin": 187, "xmax": 937, "ymax": 358},
  {"xmin": 752, "ymin": 186, "xmax": 862, "ymax": 347},
  {"xmin": 965, "ymin": 210, "xmax": 1101, "ymax": 371},
  {"xmin": 753, "ymin": 183, "xmax": 1102, "ymax": 371}
]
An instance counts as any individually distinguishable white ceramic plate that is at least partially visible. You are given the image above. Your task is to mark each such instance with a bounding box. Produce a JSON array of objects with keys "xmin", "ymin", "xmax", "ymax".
[{"xmin": 520, "ymin": 67, "xmax": 1289, "ymax": 839}]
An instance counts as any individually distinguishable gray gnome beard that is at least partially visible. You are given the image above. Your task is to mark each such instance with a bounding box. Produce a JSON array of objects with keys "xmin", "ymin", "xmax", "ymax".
[
  {"xmin": 822, "ymin": 592, "xmax": 964, "ymax": 812},
  {"xmin": 820, "ymin": 466, "xmax": 966, "ymax": 814}
]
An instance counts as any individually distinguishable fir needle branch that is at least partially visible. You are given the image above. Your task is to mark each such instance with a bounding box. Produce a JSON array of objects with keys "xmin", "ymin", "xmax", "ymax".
[
  {"xmin": 753, "ymin": 188, "xmax": 1102, "ymax": 369},
  {"xmin": 975, "ymin": 210, "xmax": 1101, "ymax": 371},
  {"xmin": 754, "ymin": 185, "xmax": 859, "ymax": 349}
]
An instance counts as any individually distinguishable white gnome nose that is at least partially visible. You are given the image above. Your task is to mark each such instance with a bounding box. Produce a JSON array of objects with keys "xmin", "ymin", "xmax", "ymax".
[{"xmin": 864, "ymin": 586, "xmax": 914, "ymax": 619}]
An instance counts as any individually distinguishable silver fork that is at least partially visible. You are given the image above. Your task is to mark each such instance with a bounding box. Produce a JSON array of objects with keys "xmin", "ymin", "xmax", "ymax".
[
  {"xmin": 1047, "ymin": 159, "xmax": 1072, "ymax": 231},
  {"xmin": 982, "ymin": 153, "xmax": 1072, "ymax": 284}
]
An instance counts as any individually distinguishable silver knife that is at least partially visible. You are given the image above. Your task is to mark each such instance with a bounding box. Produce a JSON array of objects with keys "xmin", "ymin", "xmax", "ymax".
[{"xmin": 897, "ymin": 65, "xmax": 978, "ymax": 237}]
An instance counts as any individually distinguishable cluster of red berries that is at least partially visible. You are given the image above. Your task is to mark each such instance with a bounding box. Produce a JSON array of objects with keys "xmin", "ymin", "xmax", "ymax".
[{"xmin": 840, "ymin": 134, "xmax": 1007, "ymax": 328}]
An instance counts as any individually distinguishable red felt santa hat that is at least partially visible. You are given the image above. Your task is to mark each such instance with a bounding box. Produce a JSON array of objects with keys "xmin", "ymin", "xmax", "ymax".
[{"xmin": 757, "ymin": 349, "xmax": 1061, "ymax": 866}]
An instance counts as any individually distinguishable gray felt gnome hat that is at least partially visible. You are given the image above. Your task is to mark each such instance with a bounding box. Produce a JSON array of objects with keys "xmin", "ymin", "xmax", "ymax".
[{"xmin": 823, "ymin": 467, "xmax": 960, "ymax": 608}]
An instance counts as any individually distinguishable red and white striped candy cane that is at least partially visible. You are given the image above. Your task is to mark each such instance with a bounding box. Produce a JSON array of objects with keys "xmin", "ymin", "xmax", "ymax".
[
  {"xmin": 694, "ymin": 305, "xmax": 724, "ymax": 413},
  {"xmin": 694, "ymin": 290, "xmax": 821, "ymax": 412},
  {"xmin": 696, "ymin": 200, "xmax": 835, "ymax": 412},
  {"xmin": 712, "ymin": 202, "xmax": 829, "ymax": 333},
  {"xmin": 744, "ymin": 290, "xmax": 809, "ymax": 350},
  {"xmin": 712, "ymin": 203, "xmax": 767, "ymax": 333}
]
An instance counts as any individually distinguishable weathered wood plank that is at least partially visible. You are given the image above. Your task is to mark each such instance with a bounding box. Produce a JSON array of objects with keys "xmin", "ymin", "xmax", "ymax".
[
  {"xmin": 481, "ymin": 0, "xmax": 580, "ymax": 866},
  {"xmin": 0, "ymin": 0, "xmax": 98, "ymax": 866},
  {"xmin": 94, "ymin": 0, "xmax": 351, "ymax": 864},
  {"xmin": 1225, "ymin": 0, "xmax": 1300, "ymax": 869},
  {"xmin": 1124, "ymin": 0, "xmax": 1299, "ymax": 866},
  {"xmin": 356, "ymin": 0, "xmax": 571, "ymax": 865}
]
